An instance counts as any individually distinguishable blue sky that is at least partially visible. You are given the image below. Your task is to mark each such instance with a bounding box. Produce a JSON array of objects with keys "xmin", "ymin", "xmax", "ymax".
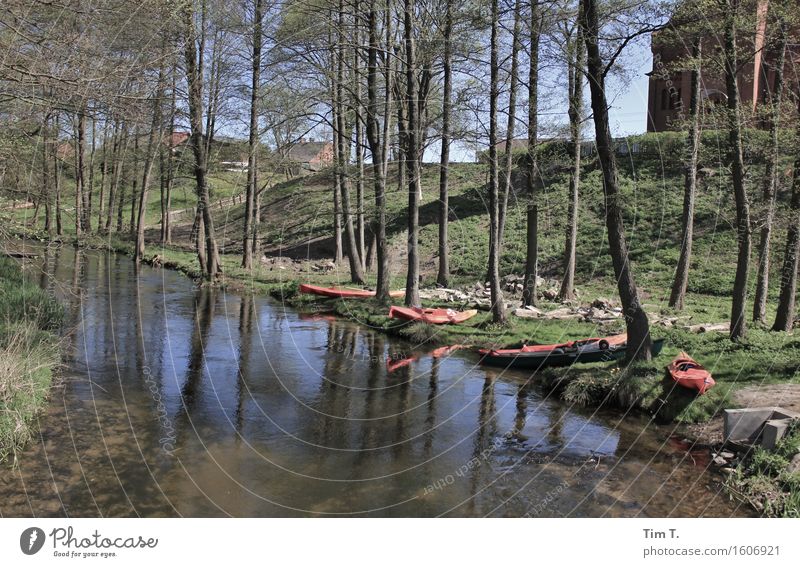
[{"xmin": 442, "ymin": 37, "xmax": 653, "ymax": 162}]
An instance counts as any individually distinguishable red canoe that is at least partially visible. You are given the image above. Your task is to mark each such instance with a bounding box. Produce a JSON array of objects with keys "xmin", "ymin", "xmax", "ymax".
[
  {"xmin": 299, "ymin": 284, "xmax": 404, "ymax": 299},
  {"xmin": 388, "ymin": 306, "xmax": 478, "ymax": 325},
  {"xmin": 668, "ymin": 352, "xmax": 715, "ymax": 394}
]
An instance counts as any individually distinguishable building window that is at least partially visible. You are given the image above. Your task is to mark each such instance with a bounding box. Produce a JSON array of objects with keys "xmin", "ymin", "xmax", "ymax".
[{"xmin": 661, "ymin": 88, "xmax": 668, "ymax": 110}]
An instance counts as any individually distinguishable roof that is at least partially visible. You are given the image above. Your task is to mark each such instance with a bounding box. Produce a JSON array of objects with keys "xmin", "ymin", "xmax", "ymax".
[{"xmin": 285, "ymin": 141, "xmax": 330, "ymax": 163}]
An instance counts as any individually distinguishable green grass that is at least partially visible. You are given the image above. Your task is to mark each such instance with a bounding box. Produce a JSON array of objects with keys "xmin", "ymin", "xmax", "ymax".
[
  {"xmin": 0, "ymin": 255, "xmax": 63, "ymax": 465},
  {"xmin": 729, "ymin": 420, "xmax": 800, "ymax": 517}
]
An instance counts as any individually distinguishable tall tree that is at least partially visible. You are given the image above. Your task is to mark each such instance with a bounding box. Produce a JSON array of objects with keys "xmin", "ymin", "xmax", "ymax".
[
  {"xmin": 668, "ymin": 39, "xmax": 702, "ymax": 310},
  {"xmin": 753, "ymin": 19, "xmax": 787, "ymax": 323},
  {"xmin": 521, "ymin": 0, "xmax": 541, "ymax": 307},
  {"xmin": 724, "ymin": 0, "xmax": 752, "ymax": 341},
  {"xmin": 436, "ymin": 0, "xmax": 453, "ymax": 287},
  {"xmin": 73, "ymin": 112, "xmax": 86, "ymax": 238},
  {"xmin": 353, "ymin": 8, "xmax": 367, "ymax": 270},
  {"xmin": 335, "ymin": 0, "xmax": 366, "ymax": 283},
  {"xmin": 403, "ymin": 0, "xmax": 421, "ymax": 306},
  {"xmin": 134, "ymin": 40, "xmax": 168, "ymax": 264},
  {"xmin": 498, "ymin": 0, "xmax": 523, "ymax": 249},
  {"xmin": 183, "ymin": 0, "xmax": 221, "ymax": 281},
  {"xmin": 487, "ymin": 0, "xmax": 506, "ymax": 323},
  {"xmin": 160, "ymin": 69, "xmax": 178, "ymax": 244},
  {"xmin": 41, "ymin": 113, "xmax": 53, "ymax": 238},
  {"xmin": 582, "ymin": 0, "xmax": 652, "ymax": 361},
  {"xmin": 772, "ymin": 85, "xmax": 800, "ymax": 332},
  {"xmin": 242, "ymin": 0, "xmax": 264, "ymax": 269},
  {"xmin": 558, "ymin": 16, "xmax": 585, "ymax": 301},
  {"xmin": 365, "ymin": 0, "xmax": 392, "ymax": 302}
]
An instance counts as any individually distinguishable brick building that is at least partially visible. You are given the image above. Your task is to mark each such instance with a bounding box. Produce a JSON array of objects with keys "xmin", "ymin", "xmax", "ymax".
[{"xmin": 646, "ymin": 0, "xmax": 788, "ymax": 132}]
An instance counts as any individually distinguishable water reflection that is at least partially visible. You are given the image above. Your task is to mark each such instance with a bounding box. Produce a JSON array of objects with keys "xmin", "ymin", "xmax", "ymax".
[{"xmin": 0, "ymin": 245, "xmax": 749, "ymax": 518}]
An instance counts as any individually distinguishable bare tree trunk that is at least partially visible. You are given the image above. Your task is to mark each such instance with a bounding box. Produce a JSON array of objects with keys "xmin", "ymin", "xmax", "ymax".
[
  {"xmin": 365, "ymin": 0, "xmax": 391, "ymax": 302},
  {"xmin": 724, "ymin": 0, "xmax": 752, "ymax": 341},
  {"xmin": 252, "ymin": 187, "xmax": 261, "ymax": 260},
  {"xmin": 669, "ymin": 39, "xmax": 702, "ymax": 310},
  {"xmin": 753, "ymin": 22, "xmax": 787, "ymax": 323},
  {"xmin": 162, "ymin": 70, "xmax": 178, "ymax": 244},
  {"xmin": 403, "ymin": 0, "xmax": 421, "ymax": 306},
  {"xmin": 183, "ymin": 1, "xmax": 220, "ymax": 280},
  {"xmin": 108, "ymin": 123, "xmax": 129, "ymax": 233},
  {"xmin": 53, "ymin": 114, "xmax": 63, "ymax": 236},
  {"xmin": 86, "ymin": 117, "xmax": 96, "ymax": 233},
  {"xmin": 242, "ymin": 0, "xmax": 263, "ymax": 269},
  {"xmin": 134, "ymin": 43, "xmax": 167, "ymax": 264},
  {"xmin": 195, "ymin": 204, "xmax": 207, "ymax": 271},
  {"xmin": 395, "ymin": 68, "xmax": 408, "ymax": 195},
  {"xmin": 522, "ymin": 1, "xmax": 541, "ymax": 307},
  {"xmin": 128, "ymin": 132, "xmax": 139, "ymax": 234},
  {"xmin": 42, "ymin": 113, "xmax": 53, "ymax": 237},
  {"xmin": 772, "ymin": 87, "xmax": 800, "ymax": 332},
  {"xmin": 498, "ymin": 0, "xmax": 522, "ymax": 250},
  {"xmin": 487, "ymin": 0, "xmax": 506, "ymax": 324},
  {"xmin": 97, "ymin": 119, "xmax": 113, "ymax": 232},
  {"xmin": 583, "ymin": 0, "xmax": 651, "ymax": 361},
  {"xmin": 332, "ymin": 104, "xmax": 344, "ymax": 265},
  {"xmin": 558, "ymin": 20, "xmax": 585, "ymax": 301},
  {"xmin": 74, "ymin": 112, "xmax": 85, "ymax": 238},
  {"xmin": 353, "ymin": 12, "xmax": 366, "ymax": 270},
  {"xmin": 335, "ymin": 0, "xmax": 365, "ymax": 283},
  {"xmin": 436, "ymin": 0, "xmax": 453, "ymax": 287}
]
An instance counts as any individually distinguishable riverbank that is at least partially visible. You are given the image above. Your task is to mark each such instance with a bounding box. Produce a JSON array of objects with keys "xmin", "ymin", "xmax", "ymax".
[
  {"xmin": 0, "ymin": 253, "xmax": 63, "ymax": 465},
  {"xmin": 66, "ymin": 232, "xmax": 799, "ymax": 427},
  {"xmin": 11, "ymin": 230, "xmax": 800, "ymax": 515}
]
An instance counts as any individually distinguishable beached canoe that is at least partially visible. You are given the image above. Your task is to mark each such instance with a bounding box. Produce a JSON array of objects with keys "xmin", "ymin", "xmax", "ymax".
[
  {"xmin": 388, "ymin": 306, "xmax": 478, "ymax": 325},
  {"xmin": 478, "ymin": 334, "xmax": 665, "ymax": 369},
  {"xmin": 667, "ymin": 352, "xmax": 715, "ymax": 394},
  {"xmin": 299, "ymin": 284, "xmax": 404, "ymax": 299}
]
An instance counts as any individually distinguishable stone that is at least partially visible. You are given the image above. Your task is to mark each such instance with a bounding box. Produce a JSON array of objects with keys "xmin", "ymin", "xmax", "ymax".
[
  {"xmin": 592, "ymin": 297, "xmax": 618, "ymax": 310},
  {"xmin": 788, "ymin": 453, "xmax": 800, "ymax": 475},
  {"xmin": 541, "ymin": 288, "xmax": 558, "ymax": 301},
  {"xmin": 761, "ymin": 419, "xmax": 790, "ymax": 451},
  {"xmin": 723, "ymin": 408, "xmax": 800, "ymax": 447},
  {"xmin": 713, "ymin": 456, "xmax": 727, "ymax": 466},
  {"xmin": 545, "ymin": 307, "xmax": 583, "ymax": 320},
  {"xmin": 719, "ymin": 451, "xmax": 735, "ymax": 460},
  {"xmin": 513, "ymin": 307, "xmax": 543, "ymax": 319}
]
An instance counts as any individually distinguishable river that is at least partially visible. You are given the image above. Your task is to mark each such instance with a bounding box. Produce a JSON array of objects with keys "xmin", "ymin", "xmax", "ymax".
[{"xmin": 0, "ymin": 245, "xmax": 750, "ymax": 517}]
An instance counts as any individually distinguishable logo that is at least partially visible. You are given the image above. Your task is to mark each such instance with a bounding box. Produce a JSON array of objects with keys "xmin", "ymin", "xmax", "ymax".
[{"xmin": 20, "ymin": 527, "xmax": 46, "ymax": 555}]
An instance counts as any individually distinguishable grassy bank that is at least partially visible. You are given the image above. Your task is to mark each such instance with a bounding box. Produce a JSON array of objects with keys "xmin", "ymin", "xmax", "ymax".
[
  {"xmin": 13, "ymin": 215, "xmax": 794, "ymax": 431},
  {"xmin": 0, "ymin": 255, "xmax": 63, "ymax": 464},
  {"xmin": 43, "ymin": 231, "xmax": 789, "ymax": 433},
  {"xmin": 728, "ymin": 421, "xmax": 800, "ymax": 517}
]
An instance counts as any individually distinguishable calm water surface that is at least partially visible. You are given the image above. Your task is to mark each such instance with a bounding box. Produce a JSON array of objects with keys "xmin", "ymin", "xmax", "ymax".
[{"xmin": 0, "ymin": 245, "xmax": 749, "ymax": 517}]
